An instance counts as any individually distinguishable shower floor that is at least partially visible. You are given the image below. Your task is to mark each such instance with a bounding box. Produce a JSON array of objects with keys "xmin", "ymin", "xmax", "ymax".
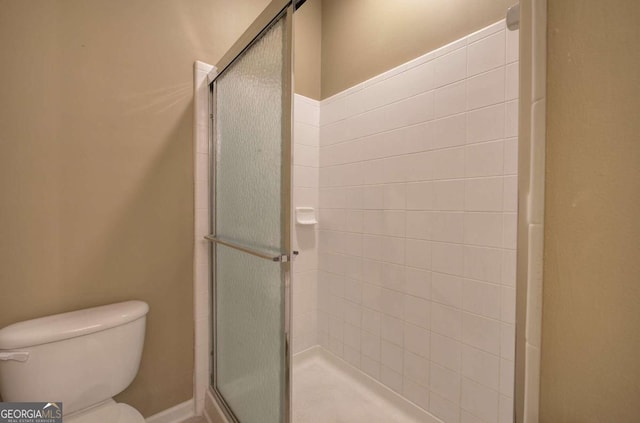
[{"xmin": 292, "ymin": 347, "xmax": 440, "ymax": 423}]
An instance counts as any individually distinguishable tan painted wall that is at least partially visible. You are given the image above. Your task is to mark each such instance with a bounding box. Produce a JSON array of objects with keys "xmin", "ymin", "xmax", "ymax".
[
  {"xmin": 295, "ymin": 0, "xmax": 322, "ymax": 100},
  {"xmin": 0, "ymin": 0, "xmax": 278, "ymax": 416},
  {"xmin": 320, "ymin": 0, "xmax": 513, "ymax": 98},
  {"xmin": 540, "ymin": 1, "xmax": 640, "ymax": 421}
]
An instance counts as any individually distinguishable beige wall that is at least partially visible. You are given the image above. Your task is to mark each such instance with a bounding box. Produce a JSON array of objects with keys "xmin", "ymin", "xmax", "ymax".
[
  {"xmin": 540, "ymin": 1, "xmax": 640, "ymax": 421},
  {"xmin": 295, "ymin": 0, "xmax": 322, "ymax": 100},
  {"xmin": 320, "ymin": 0, "xmax": 513, "ymax": 98},
  {"xmin": 0, "ymin": 0, "xmax": 275, "ymax": 416}
]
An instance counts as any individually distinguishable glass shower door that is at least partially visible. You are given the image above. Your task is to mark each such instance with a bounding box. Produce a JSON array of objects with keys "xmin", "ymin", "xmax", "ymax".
[{"xmin": 207, "ymin": 2, "xmax": 293, "ymax": 423}]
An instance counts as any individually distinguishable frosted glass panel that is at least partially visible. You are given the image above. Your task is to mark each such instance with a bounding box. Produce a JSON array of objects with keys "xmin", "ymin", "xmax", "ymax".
[
  {"xmin": 215, "ymin": 18, "xmax": 285, "ymax": 252},
  {"xmin": 216, "ymin": 245, "xmax": 284, "ymax": 423},
  {"xmin": 212, "ymin": 13, "xmax": 288, "ymax": 423}
]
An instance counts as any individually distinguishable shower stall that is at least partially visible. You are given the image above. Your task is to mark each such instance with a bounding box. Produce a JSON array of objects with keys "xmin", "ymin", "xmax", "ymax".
[{"xmin": 196, "ymin": 0, "xmax": 527, "ymax": 422}]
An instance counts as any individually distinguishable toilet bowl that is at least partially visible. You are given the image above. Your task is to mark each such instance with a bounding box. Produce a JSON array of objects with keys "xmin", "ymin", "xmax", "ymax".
[{"xmin": 0, "ymin": 301, "xmax": 149, "ymax": 423}]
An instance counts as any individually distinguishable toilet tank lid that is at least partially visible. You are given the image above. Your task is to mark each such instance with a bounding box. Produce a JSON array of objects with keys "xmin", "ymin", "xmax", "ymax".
[{"xmin": 0, "ymin": 301, "xmax": 149, "ymax": 350}]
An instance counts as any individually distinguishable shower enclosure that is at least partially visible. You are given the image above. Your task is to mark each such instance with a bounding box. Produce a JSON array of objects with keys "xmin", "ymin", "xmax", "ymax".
[
  {"xmin": 205, "ymin": 1, "xmax": 295, "ymax": 422},
  {"xmin": 200, "ymin": 1, "xmax": 529, "ymax": 422}
]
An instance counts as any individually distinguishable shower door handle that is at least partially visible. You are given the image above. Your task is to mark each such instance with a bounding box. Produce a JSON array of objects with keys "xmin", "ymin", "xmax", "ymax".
[{"xmin": 204, "ymin": 235, "xmax": 296, "ymax": 262}]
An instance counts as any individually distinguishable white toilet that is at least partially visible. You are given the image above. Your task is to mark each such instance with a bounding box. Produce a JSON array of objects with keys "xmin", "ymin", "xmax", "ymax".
[{"xmin": 0, "ymin": 300, "xmax": 149, "ymax": 423}]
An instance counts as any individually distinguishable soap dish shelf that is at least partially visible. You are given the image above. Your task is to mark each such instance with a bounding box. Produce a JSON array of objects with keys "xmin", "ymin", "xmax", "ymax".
[{"xmin": 295, "ymin": 207, "xmax": 317, "ymax": 225}]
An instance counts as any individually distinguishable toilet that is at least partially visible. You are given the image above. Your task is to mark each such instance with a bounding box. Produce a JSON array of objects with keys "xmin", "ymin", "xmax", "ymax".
[{"xmin": 0, "ymin": 300, "xmax": 149, "ymax": 423}]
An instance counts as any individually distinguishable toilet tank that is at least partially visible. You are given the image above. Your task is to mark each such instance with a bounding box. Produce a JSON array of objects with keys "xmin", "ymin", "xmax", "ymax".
[{"xmin": 0, "ymin": 301, "xmax": 148, "ymax": 415}]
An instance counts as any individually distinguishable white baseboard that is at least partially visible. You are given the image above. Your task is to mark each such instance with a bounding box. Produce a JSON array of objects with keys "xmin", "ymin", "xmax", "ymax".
[
  {"xmin": 204, "ymin": 389, "xmax": 229, "ymax": 423},
  {"xmin": 146, "ymin": 399, "xmax": 195, "ymax": 423}
]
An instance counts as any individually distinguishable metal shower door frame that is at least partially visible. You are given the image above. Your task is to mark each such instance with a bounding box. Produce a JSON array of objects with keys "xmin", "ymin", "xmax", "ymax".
[{"xmin": 207, "ymin": 1, "xmax": 294, "ymax": 422}]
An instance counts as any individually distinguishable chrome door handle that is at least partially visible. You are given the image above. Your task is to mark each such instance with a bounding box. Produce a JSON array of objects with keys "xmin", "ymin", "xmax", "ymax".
[{"xmin": 204, "ymin": 235, "xmax": 297, "ymax": 262}]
